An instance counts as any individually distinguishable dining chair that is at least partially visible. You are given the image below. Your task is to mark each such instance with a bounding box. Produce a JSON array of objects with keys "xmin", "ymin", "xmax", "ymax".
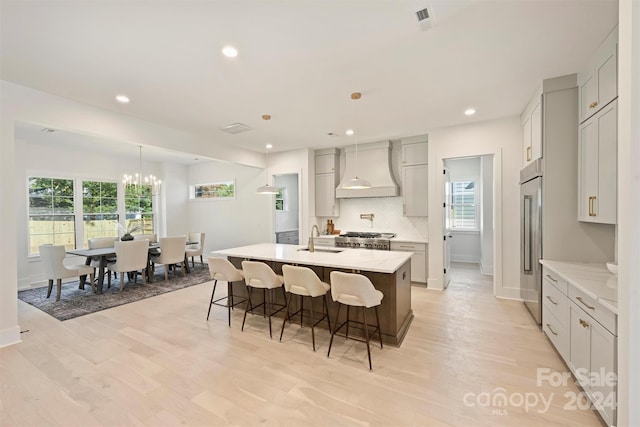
[
  {"xmin": 241, "ymin": 260, "xmax": 286, "ymax": 339},
  {"xmin": 280, "ymin": 264, "xmax": 332, "ymax": 351},
  {"xmin": 327, "ymin": 271, "xmax": 384, "ymax": 370},
  {"xmin": 106, "ymin": 240, "xmax": 149, "ymax": 291},
  {"xmin": 134, "ymin": 233, "xmax": 160, "ymax": 255},
  {"xmin": 150, "ymin": 236, "xmax": 187, "ymax": 281},
  {"xmin": 186, "ymin": 232, "xmax": 205, "ymax": 268},
  {"xmin": 88, "ymin": 236, "xmax": 118, "ymax": 287},
  {"xmin": 39, "ymin": 244, "xmax": 96, "ymax": 301}
]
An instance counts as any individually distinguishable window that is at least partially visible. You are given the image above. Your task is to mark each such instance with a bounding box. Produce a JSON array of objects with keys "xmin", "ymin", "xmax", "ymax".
[
  {"xmin": 450, "ymin": 179, "xmax": 478, "ymax": 230},
  {"xmin": 28, "ymin": 177, "xmax": 75, "ymax": 254},
  {"xmin": 275, "ymin": 188, "xmax": 284, "ymax": 211},
  {"xmin": 82, "ymin": 180, "xmax": 119, "ymax": 246},
  {"xmin": 191, "ymin": 180, "xmax": 235, "ymax": 199},
  {"xmin": 125, "ymin": 184, "xmax": 155, "ymax": 234}
]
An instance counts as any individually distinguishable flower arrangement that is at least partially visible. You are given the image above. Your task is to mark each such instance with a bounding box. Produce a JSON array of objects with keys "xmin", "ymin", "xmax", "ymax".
[{"xmin": 116, "ymin": 222, "xmax": 143, "ymax": 241}]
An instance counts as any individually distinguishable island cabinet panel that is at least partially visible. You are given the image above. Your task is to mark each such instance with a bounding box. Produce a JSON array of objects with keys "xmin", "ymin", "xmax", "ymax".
[{"xmin": 227, "ymin": 256, "xmax": 413, "ymax": 346}]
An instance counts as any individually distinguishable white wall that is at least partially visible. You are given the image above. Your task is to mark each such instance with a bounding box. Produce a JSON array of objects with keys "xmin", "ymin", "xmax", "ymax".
[
  {"xmin": 428, "ymin": 117, "xmax": 521, "ymax": 299},
  {"xmin": 274, "ymin": 173, "xmax": 299, "ymax": 233},
  {"xmin": 480, "ymin": 155, "xmax": 494, "ymax": 275},
  {"xmin": 616, "ymin": 3, "xmax": 640, "ymax": 424},
  {"xmin": 445, "ymin": 157, "xmax": 481, "ymax": 263}
]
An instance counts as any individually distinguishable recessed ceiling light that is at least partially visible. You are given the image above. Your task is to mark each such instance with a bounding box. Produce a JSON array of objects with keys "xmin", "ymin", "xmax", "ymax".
[
  {"xmin": 222, "ymin": 46, "xmax": 238, "ymax": 58},
  {"xmin": 265, "ymin": 144, "xmax": 273, "ymax": 149},
  {"xmin": 464, "ymin": 108, "xmax": 476, "ymax": 116},
  {"xmin": 346, "ymin": 129, "xmax": 355, "ymax": 136},
  {"xmin": 116, "ymin": 94, "xmax": 130, "ymax": 104}
]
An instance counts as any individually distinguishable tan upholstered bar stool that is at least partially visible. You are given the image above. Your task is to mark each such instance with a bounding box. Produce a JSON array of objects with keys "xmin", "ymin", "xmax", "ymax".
[
  {"xmin": 207, "ymin": 257, "xmax": 247, "ymax": 327},
  {"xmin": 241, "ymin": 261, "xmax": 286, "ymax": 339},
  {"xmin": 327, "ymin": 271, "xmax": 384, "ymax": 370},
  {"xmin": 280, "ymin": 265, "xmax": 332, "ymax": 351}
]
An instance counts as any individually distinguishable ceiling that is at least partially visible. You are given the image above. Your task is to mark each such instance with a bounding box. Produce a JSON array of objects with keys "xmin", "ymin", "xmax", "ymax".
[{"xmin": 1, "ymin": 0, "xmax": 618, "ymax": 159}]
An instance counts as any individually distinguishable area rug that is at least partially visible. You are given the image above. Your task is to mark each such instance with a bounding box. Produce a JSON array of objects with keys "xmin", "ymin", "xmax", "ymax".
[{"xmin": 18, "ymin": 264, "xmax": 212, "ymax": 321}]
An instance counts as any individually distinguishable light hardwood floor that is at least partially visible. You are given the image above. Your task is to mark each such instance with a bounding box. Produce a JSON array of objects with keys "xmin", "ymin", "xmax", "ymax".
[{"xmin": 0, "ymin": 263, "xmax": 604, "ymax": 426}]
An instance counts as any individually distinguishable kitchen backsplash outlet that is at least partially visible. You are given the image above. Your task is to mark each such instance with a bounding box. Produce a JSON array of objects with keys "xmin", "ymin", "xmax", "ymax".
[{"xmin": 318, "ymin": 197, "xmax": 428, "ymax": 239}]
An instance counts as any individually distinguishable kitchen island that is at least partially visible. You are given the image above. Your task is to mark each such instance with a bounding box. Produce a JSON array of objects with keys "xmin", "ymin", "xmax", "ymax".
[{"xmin": 212, "ymin": 243, "xmax": 413, "ymax": 346}]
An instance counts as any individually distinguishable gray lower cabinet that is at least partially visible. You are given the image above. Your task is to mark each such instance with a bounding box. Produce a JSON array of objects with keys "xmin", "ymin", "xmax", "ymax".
[{"xmin": 390, "ymin": 241, "xmax": 427, "ymax": 283}]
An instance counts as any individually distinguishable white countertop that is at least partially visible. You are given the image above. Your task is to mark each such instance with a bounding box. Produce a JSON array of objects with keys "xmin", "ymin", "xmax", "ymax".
[
  {"xmin": 540, "ymin": 259, "xmax": 617, "ymax": 313},
  {"xmin": 212, "ymin": 243, "xmax": 412, "ymax": 274}
]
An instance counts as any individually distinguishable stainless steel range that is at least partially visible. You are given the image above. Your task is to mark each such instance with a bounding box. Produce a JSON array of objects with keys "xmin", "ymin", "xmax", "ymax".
[{"xmin": 335, "ymin": 232, "xmax": 396, "ymax": 250}]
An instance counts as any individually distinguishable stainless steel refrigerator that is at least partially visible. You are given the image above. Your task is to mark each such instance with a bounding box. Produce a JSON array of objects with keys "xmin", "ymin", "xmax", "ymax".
[{"xmin": 520, "ymin": 159, "xmax": 543, "ymax": 324}]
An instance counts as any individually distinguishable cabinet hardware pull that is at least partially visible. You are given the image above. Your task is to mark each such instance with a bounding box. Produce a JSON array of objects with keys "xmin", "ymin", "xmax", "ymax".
[
  {"xmin": 579, "ymin": 318, "xmax": 590, "ymax": 328},
  {"xmin": 589, "ymin": 101, "xmax": 598, "ymax": 109},
  {"xmin": 588, "ymin": 196, "xmax": 597, "ymax": 217},
  {"xmin": 576, "ymin": 296, "xmax": 596, "ymax": 310},
  {"xmin": 526, "ymin": 146, "xmax": 532, "ymax": 161},
  {"xmin": 545, "ymin": 274, "xmax": 558, "ymax": 282},
  {"xmin": 546, "ymin": 324, "xmax": 558, "ymax": 336},
  {"xmin": 546, "ymin": 296, "xmax": 558, "ymax": 306}
]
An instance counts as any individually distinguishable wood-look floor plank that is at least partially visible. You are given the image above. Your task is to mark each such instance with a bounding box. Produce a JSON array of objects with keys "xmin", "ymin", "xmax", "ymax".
[{"xmin": 1, "ymin": 262, "xmax": 604, "ymax": 426}]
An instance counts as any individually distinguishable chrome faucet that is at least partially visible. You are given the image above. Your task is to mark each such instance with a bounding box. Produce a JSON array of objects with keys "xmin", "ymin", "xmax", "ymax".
[{"xmin": 308, "ymin": 225, "xmax": 320, "ymax": 252}]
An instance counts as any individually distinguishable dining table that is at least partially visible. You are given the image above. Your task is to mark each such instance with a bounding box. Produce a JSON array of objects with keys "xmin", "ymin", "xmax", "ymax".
[{"xmin": 67, "ymin": 240, "xmax": 198, "ymax": 293}]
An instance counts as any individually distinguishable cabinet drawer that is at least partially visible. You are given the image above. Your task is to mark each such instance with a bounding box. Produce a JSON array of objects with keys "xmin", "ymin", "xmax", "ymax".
[
  {"xmin": 390, "ymin": 242, "xmax": 426, "ymax": 252},
  {"xmin": 569, "ymin": 286, "xmax": 617, "ymax": 335},
  {"xmin": 543, "ymin": 304, "xmax": 569, "ymax": 361},
  {"xmin": 542, "ymin": 267, "xmax": 568, "ymax": 295},
  {"xmin": 543, "ymin": 280, "xmax": 568, "ymax": 328}
]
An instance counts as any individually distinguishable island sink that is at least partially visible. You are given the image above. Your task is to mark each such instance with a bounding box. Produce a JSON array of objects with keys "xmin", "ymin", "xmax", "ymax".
[{"xmin": 297, "ymin": 247, "xmax": 344, "ymax": 253}]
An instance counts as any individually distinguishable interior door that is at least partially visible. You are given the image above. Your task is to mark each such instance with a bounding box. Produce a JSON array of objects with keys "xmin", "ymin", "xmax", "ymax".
[{"xmin": 443, "ymin": 167, "xmax": 452, "ymax": 289}]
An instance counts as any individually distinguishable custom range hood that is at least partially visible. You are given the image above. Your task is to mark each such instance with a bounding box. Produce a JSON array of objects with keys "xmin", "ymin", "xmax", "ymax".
[{"xmin": 336, "ymin": 140, "xmax": 399, "ymax": 198}]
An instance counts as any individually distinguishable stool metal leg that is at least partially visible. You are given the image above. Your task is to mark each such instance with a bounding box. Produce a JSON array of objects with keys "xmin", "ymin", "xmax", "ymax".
[
  {"xmin": 327, "ymin": 303, "xmax": 342, "ymax": 358},
  {"xmin": 362, "ymin": 306, "xmax": 372, "ymax": 370},
  {"xmin": 324, "ymin": 294, "xmax": 332, "ymax": 333},
  {"xmin": 345, "ymin": 306, "xmax": 350, "ymax": 339},
  {"xmin": 310, "ymin": 296, "xmax": 316, "ymax": 351},
  {"xmin": 226, "ymin": 281, "xmax": 232, "ymax": 327},
  {"xmin": 267, "ymin": 288, "xmax": 273, "ymax": 339},
  {"xmin": 242, "ymin": 286, "xmax": 253, "ymax": 331},
  {"xmin": 299, "ymin": 295, "xmax": 304, "ymax": 327},
  {"xmin": 207, "ymin": 279, "xmax": 218, "ymax": 320},
  {"xmin": 279, "ymin": 291, "xmax": 293, "ymax": 341},
  {"xmin": 375, "ymin": 305, "xmax": 383, "ymax": 348}
]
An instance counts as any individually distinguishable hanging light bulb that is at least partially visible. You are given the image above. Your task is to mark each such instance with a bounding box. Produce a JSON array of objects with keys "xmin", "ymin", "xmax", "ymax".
[
  {"xmin": 256, "ymin": 114, "xmax": 280, "ymax": 194},
  {"xmin": 342, "ymin": 92, "xmax": 371, "ymax": 189}
]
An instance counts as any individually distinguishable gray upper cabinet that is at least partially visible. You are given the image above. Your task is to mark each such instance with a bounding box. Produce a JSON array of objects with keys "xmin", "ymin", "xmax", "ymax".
[
  {"xmin": 578, "ymin": 26, "xmax": 618, "ymax": 124},
  {"xmin": 400, "ymin": 136, "xmax": 428, "ymax": 217},
  {"xmin": 521, "ymin": 88, "xmax": 543, "ymax": 166}
]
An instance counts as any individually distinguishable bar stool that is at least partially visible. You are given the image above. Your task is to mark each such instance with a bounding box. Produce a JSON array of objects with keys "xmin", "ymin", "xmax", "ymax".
[
  {"xmin": 280, "ymin": 265, "xmax": 332, "ymax": 351},
  {"xmin": 327, "ymin": 271, "xmax": 384, "ymax": 370},
  {"xmin": 241, "ymin": 261, "xmax": 287, "ymax": 339},
  {"xmin": 207, "ymin": 257, "xmax": 248, "ymax": 327}
]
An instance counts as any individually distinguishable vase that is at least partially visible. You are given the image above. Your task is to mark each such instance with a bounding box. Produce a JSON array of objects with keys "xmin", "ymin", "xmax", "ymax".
[{"xmin": 121, "ymin": 233, "xmax": 134, "ymax": 241}]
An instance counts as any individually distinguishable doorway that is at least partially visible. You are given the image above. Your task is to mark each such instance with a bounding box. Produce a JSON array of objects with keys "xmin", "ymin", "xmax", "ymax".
[
  {"xmin": 443, "ymin": 155, "xmax": 495, "ymax": 288},
  {"xmin": 273, "ymin": 173, "xmax": 299, "ymax": 244}
]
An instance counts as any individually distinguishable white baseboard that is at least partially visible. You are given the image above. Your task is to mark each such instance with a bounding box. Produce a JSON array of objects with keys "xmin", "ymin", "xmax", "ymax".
[
  {"xmin": 480, "ymin": 260, "xmax": 494, "ymax": 275},
  {"xmin": 451, "ymin": 256, "xmax": 480, "ymax": 263},
  {"xmin": 0, "ymin": 325, "xmax": 22, "ymax": 349}
]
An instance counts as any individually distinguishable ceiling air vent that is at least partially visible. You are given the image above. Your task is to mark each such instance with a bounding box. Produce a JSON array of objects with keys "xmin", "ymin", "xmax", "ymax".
[
  {"xmin": 220, "ymin": 122, "xmax": 252, "ymax": 135},
  {"xmin": 416, "ymin": 7, "xmax": 430, "ymax": 21}
]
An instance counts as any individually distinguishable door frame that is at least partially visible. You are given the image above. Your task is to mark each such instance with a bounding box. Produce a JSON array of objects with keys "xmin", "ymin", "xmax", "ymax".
[{"xmin": 429, "ymin": 149, "xmax": 502, "ymax": 297}]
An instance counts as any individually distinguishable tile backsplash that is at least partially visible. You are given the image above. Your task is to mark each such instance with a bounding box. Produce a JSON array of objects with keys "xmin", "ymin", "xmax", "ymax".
[{"xmin": 318, "ymin": 197, "xmax": 428, "ymax": 240}]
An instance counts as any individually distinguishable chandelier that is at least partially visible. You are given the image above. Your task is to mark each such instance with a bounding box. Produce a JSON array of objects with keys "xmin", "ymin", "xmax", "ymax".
[{"xmin": 123, "ymin": 145, "xmax": 161, "ymax": 196}]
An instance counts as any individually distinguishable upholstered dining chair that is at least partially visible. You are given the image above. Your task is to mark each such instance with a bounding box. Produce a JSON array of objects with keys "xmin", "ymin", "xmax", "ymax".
[
  {"xmin": 39, "ymin": 244, "xmax": 96, "ymax": 301},
  {"xmin": 106, "ymin": 240, "xmax": 149, "ymax": 291},
  {"xmin": 241, "ymin": 260, "xmax": 286, "ymax": 339},
  {"xmin": 150, "ymin": 236, "xmax": 187, "ymax": 281},
  {"xmin": 280, "ymin": 264, "xmax": 332, "ymax": 351},
  {"xmin": 134, "ymin": 233, "xmax": 160, "ymax": 255},
  {"xmin": 327, "ymin": 271, "xmax": 384, "ymax": 370},
  {"xmin": 186, "ymin": 232, "xmax": 205, "ymax": 268},
  {"xmin": 88, "ymin": 236, "xmax": 118, "ymax": 287}
]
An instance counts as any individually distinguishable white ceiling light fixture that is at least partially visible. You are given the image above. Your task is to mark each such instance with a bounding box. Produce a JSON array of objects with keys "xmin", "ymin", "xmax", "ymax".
[
  {"xmin": 222, "ymin": 45, "xmax": 238, "ymax": 58},
  {"xmin": 115, "ymin": 94, "xmax": 130, "ymax": 104},
  {"xmin": 464, "ymin": 108, "xmax": 476, "ymax": 116},
  {"xmin": 342, "ymin": 92, "xmax": 371, "ymax": 190},
  {"xmin": 256, "ymin": 114, "xmax": 279, "ymax": 195},
  {"xmin": 123, "ymin": 145, "xmax": 161, "ymax": 197},
  {"xmin": 345, "ymin": 129, "xmax": 354, "ymax": 136}
]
